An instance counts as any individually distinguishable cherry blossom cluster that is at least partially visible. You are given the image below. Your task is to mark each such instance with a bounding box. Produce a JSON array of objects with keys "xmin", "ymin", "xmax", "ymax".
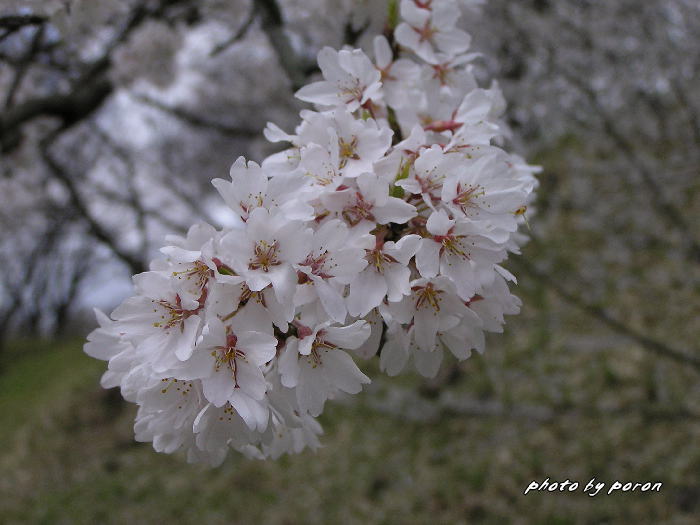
[{"xmin": 85, "ymin": 0, "xmax": 538, "ymax": 465}]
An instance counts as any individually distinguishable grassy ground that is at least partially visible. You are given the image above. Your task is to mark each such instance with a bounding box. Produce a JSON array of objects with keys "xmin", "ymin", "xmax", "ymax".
[{"xmin": 1, "ymin": 308, "xmax": 698, "ymax": 525}]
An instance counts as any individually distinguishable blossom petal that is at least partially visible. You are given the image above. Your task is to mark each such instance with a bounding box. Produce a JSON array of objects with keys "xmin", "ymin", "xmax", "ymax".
[
  {"xmin": 414, "ymin": 348, "xmax": 443, "ymax": 378},
  {"xmin": 347, "ymin": 268, "xmax": 388, "ymax": 317},
  {"xmin": 324, "ymin": 320, "xmax": 371, "ymax": 350},
  {"xmin": 415, "ymin": 240, "xmax": 441, "ymax": 278}
]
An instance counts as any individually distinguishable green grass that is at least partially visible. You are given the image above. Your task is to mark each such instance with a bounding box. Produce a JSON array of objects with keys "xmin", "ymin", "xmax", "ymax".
[
  {"xmin": 1, "ymin": 336, "xmax": 698, "ymax": 524},
  {"xmin": 0, "ymin": 339, "xmax": 102, "ymax": 446}
]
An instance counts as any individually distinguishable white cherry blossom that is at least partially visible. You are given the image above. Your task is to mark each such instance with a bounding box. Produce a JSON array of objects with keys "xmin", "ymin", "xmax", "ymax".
[
  {"xmin": 295, "ymin": 47, "xmax": 383, "ymax": 111},
  {"xmin": 181, "ymin": 314, "xmax": 275, "ymax": 406},
  {"xmin": 110, "ymin": 271, "xmax": 205, "ymax": 367},
  {"xmin": 295, "ymin": 219, "xmax": 368, "ymax": 322},
  {"xmin": 278, "ymin": 315, "xmax": 371, "ymax": 416},
  {"xmin": 415, "ymin": 208, "xmax": 507, "ymax": 299},
  {"xmin": 219, "ymin": 207, "xmax": 312, "ymax": 304},
  {"xmin": 84, "ymin": 0, "xmax": 538, "ymax": 464},
  {"xmin": 441, "ymin": 152, "xmax": 529, "ymax": 230},
  {"xmin": 296, "ymin": 109, "xmax": 393, "ymax": 179},
  {"xmin": 373, "ymin": 35, "xmax": 422, "ymax": 108},
  {"xmin": 346, "ymin": 234, "xmax": 421, "ymax": 317},
  {"xmin": 396, "ymin": 144, "xmax": 458, "ymax": 207},
  {"xmin": 321, "ymin": 172, "xmax": 417, "ymax": 227},
  {"xmin": 212, "ymin": 157, "xmax": 313, "ymax": 223},
  {"xmin": 395, "ymin": 0, "xmax": 471, "ymax": 65}
]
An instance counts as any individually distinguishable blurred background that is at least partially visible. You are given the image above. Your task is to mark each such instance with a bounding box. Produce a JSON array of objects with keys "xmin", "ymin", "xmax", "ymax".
[{"xmin": 0, "ymin": 0, "xmax": 698, "ymax": 523}]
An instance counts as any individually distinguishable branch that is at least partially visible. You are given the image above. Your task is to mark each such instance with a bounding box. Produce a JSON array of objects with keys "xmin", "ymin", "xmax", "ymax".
[
  {"xmin": 93, "ymin": 124, "xmax": 205, "ymax": 241},
  {"xmin": 40, "ymin": 130, "xmax": 147, "ymax": 275},
  {"xmin": 90, "ymin": 182, "xmax": 188, "ymax": 235},
  {"xmin": 559, "ymin": 68, "xmax": 700, "ymax": 262},
  {"xmin": 92, "ymin": 124, "xmax": 150, "ymax": 253},
  {"xmin": 500, "ymin": 5, "xmax": 700, "ymax": 263},
  {"xmin": 51, "ymin": 242, "xmax": 95, "ymax": 336},
  {"xmin": 133, "ymin": 93, "xmax": 258, "ymax": 137},
  {"xmin": 532, "ymin": 9, "xmax": 700, "ymax": 262},
  {"xmin": 510, "ymin": 254, "xmax": 700, "ymax": 373},
  {"xmin": 0, "ymin": 14, "xmax": 46, "ymax": 27},
  {"xmin": 255, "ymin": 0, "xmax": 317, "ymax": 90},
  {"xmin": 4, "ymin": 24, "xmax": 45, "ymax": 109},
  {"xmin": 0, "ymin": 209, "xmax": 67, "ymax": 346},
  {"xmin": 0, "ymin": 77, "xmax": 112, "ymax": 151},
  {"xmin": 0, "ymin": 14, "xmax": 46, "ymax": 33},
  {"xmin": 670, "ymin": 78, "xmax": 700, "ymax": 146},
  {"xmin": 209, "ymin": 4, "xmax": 257, "ymax": 57},
  {"xmin": 0, "ymin": 0, "xmax": 190, "ymax": 151},
  {"xmin": 343, "ymin": 18, "xmax": 369, "ymax": 48},
  {"xmin": 157, "ymin": 177, "xmax": 219, "ymax": 228}
]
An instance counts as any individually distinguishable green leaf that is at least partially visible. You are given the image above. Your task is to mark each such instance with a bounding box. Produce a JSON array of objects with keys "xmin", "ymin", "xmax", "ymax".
[{"xmin": 389, "ymin": 160, "xmax": 411, "ymax": 198}]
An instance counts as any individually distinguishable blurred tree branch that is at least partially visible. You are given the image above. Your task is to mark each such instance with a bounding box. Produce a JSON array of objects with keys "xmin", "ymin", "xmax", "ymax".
[
  {"xmin": 491, "ymin": 2, "xmax": 700, "ymax": 376},
  {"xmin": 41, "ymin": 128, "xmax": 147, "ymax": 275},
  {"xmin": 209, "ymin": 2, "xmax": 257, "ymax": 57},
  {"xmin": 256, "ymin": 0, "xmax": 318, "ymax": 90},
  {"xmin": 3, "ymin": 24, "xmax": 44, "ymax": 109},
  {"xmin": 0, "ymin": 14, "xmax": 46, "ymax": 44},
  {"xmin": 133, "ymin": 93, "xmax": 258, "ymax": 138},
  {"xmin": 0, "ymin": 214, "xmax": 62, "ymax": 351},
  {"xmin": 0, "ymin": 14, "xmax": 46, "ymax": 30},
  {"xmin": 52, "ymin": 242, "xmax": 94, "ymax": 337},
  {"xmin": 555, "ymin": 60, "xmax": 700, "ymax": 264},
  {"xmin": 670, "ymin": 78, "xmax": 700, "ymax": 146},
  {"xmin": 92, "ymin": 124, "xmax": 150, "ymax": 254},
  {"xmin": 0, "ymin": 0, "xmax": 273, "ymax": 337},
  {"xmin": 0, "ymin": 0, "xmax": 189, "ymax": 151},
  {"xmin": 92, "ymin": 123, "xmax": 206, "ymax": 235},
  {"xmin": 510, "ymin": 254, "xmax": 700, "ymax": 373},
  {"xmin": 500, "ymin": 3, "xmax": 700, "ymax": 263},
  {"xmin": 0, "ymin": 77, "xmax": 112, "ymax": 151}
]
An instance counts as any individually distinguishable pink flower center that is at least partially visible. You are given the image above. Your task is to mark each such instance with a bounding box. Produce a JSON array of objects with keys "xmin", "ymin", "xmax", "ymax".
[
  {"xmin": 152, "ymin": 290, "xmax": 206, "ymax": 331},
  {"xmin": 301, "ymin": 251, "xmax": 333, "ymax": 278},
  {"xmin": 342, "ymin": 192, "xmax": 375, "ymax": 226},
  {"xmin": 213, "ymin": 328, "xmax": 247, "ymax": 388},
  {"xmin": 413, "ymin": 20, "xmax": 437, "ymax": 43},
  {"xmin": 453, "ymin": 183, "xmax": 486, "ymax": 214},
  {"xmin": 367, "ymin": 248, "xmax": 398, "ymax": 273},
  {"xmin": 433, "ymin": 231, "xmax": 469, "ymax": 259},
  {"xmin": 249, "ymin": 240, "xmax": 281, "ymax": 272},
  {"xmin": 171, "ymin": 260, "xmax": 213, "ymax": 291},
  {"xmin": 412, "ymin": 283, "xmax": 443, "ymax": 312},
  {"xmin": 338, "ymin": 136, "xmax": 360, "ymax": 168}
]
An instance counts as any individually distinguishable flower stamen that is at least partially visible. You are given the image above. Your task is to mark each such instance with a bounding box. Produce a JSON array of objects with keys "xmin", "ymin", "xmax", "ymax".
[{"xmin": 249, "ymin": 240, "xmax": 281, "ymax": 272}]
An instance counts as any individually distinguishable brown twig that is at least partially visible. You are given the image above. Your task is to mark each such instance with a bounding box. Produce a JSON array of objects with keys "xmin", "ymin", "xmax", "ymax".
[
  {"xmin": 256, "ymin": 0, "xmax": 318, "ymax": 90},
  {"xmin": 0, "ymin": 0, "xmax": 190, "ymax": 151},
  {"xmin": 3, "ymin": 24, "xmax": 45, "ymax": 109},
  {"xmin": 209, "ymin": 4, "xmax": 257, "ymax": 57},
  {"xmin": 40, "ymin": 129, "xmax": 147, "ymax": 275},
  {"xmin": 132, "ymin": 93, "xmax": 258, "ymax": 138},
  {"xmin": 510, "ymin": 254, "xmax": 700, "ymax": 373}
]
